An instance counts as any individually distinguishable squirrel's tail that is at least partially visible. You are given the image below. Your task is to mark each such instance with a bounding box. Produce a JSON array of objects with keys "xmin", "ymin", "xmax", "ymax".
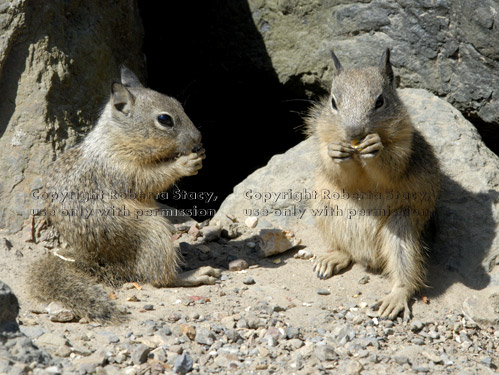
[{"xmin": 28, "ymin": 254, "xmax": 123, "ymax": 323}]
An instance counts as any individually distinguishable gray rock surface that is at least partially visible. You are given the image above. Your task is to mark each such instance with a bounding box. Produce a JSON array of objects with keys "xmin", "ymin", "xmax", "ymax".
[
  {"xmin": 0, "ymin": 281, "xmax": 19, "ymax": 327},
  {"xmin": 0, "ymin": 281, "xmax": 53, "ymax": 372},
  {"xmin": 214, "ymin": 88, "xmax": 499, "ymax": 295},
  {"xmin": 247, "ymin": 0, "xmax": 499, "ymax": 127},
  {"xmin": 0, "ymin": 0, "xmax": 144, "ymax": 232}
]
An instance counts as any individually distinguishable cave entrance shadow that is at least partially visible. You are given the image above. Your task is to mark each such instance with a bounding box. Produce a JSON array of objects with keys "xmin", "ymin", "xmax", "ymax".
[
  {"xmin": 425, "ymin": 173, "xmax": 497, "ymax": 298},
  {"xmin": 138, "ymin": 1, "xmax": 310, "ymax": 220}
]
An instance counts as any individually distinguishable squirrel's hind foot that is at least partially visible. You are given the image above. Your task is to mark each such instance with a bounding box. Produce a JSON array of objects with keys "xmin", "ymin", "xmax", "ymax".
[{"xmin": 171, "ymin": 266, "xmax": 221, "ymax": 287}]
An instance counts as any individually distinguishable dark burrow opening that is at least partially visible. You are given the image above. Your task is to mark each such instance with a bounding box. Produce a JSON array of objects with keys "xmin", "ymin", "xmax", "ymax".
[
  {"xmin": 465, "ymin": 115, "xmax": 499, "ymax": 156},
  {"xmin": 138, "ymin": 2, "xmax": 312, "ymax": 220}
]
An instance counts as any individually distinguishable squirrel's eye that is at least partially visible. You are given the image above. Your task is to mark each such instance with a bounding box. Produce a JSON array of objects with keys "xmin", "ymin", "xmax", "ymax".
[
  {"xmin": 331, "ymin": 96, "xmax": 338, "ymax": 111},
  {"xmin": 375, "ymin": 94, "xmax": 384, "ymax": 109},
  {"xmin": 157, "ymin": 113, "xmax": 174, "ymax": 127}
]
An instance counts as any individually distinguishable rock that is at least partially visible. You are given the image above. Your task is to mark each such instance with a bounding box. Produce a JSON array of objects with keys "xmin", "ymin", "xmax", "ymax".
[
  {"xmin": 346, "ymin": 360, "xmax": 364, "ymax": 375},
  {"xmin": 242, "ymin": 277, "xmax": 256, "ymax": 285},
  {"xmin": 0, "ymin": 281, "xmax": 19, "ymax": 328},
  {"xmin": 45, "ymin": 302, "xmax": 67, "ymax": 315},
  {"xmin": 412, "ymin": 364, "xmax": 430, "ymax": 373},
  {"xmin": 245, "ymin": 313, "xmax": 262, "ymax": 329},
  {"xmin": 358, "ymin": 275, "xmax": 370, "ymax": 285},
  {"xmin": 0, "ymin": 0, "xmax": 144, "ymax": 232},
  {"xmin": 394, "ymin": 355, "xmax": 409, "ymax": 365},
  {"xmin": 36, "ymin": 333, "xmax": 68, "ymax": 348},
  {"xmin": 0, "ymin": 238, "xmax": 13, "ymax": 251},
  {"xmin": 410, "ymin": 320, "xmax": 424, "ymax": 332},
  {"xmin": 236, "ymin": 318, "xmax": 248, "ymax": 329},
  {"xmin": 173, "ymin": 352, "xmax": 194, "ymax": 374},
  {"xmin": 317, "ymin": 288, "xmax": 331, "ymax": 296},
  {"xmin": 200, "ymin": 225, "xmax": 222, "ymax": 242},
  {"xmin": 294, "ymin": 249, "xmax": 313, "ymax": 260},
  {"xmin": 180, "ymin": 324, "xmax": 196, "ymax": 341},
  {"xmin": 48, "ymin": 303, "xmax": 76, "ymax": 323},
  {"xmin": 98, "ymin": 331, "xmax": 120, "ymax": 344},
  {"xmin": 334, "ymin": 324, "xmax": 356, "ymax": 346},
  {"xmin": 188, "ymin": 224, "xmax": 201, "ymax": 239},
  {"xmin": 19, "ymin": 326, "xmax": 46, "ymax": 340},
  {"xmin": 288, "ymin": 338, "xmax": 304, "ymax": 350},
  {"xmin": 194, "ymin": 328, "xmax": 215, "ymax": 346},
  {"xmin": 131, "ymin": 344, "xmax": 151, "ymax": 365},
  {"xmin": 54, "ymin": 345, "xmax": 72, "ymax": 358},
  {"xmin": 228, "ymin": 259, "xmax": 249, "ymax": 271},
  {"xmin": 286, "ymin": 327, "xmax": 301, "ymax": 340},
  {"xmin": 462, "ymin": 294, "xmax": 499, "ymax": 326},
  {"xmin": 246, "ymin": 0, "xmax": 499, "ymax": 129},
  {"xmin": 150, "ymin": 347, "xmax": 167, "ymax": 362},
  {"xmin": 314, "ymin": 345, "xmax": 338, "ymax": 361},
  {"xmin": 393, "ymin": 346, "xmax": 423, "ymax": 366},
  {"xmin": 225, "ymin": 329, "xmax": 241, "ymax": 343},
  {"xmin": 75, "ymin": 349, "xmax": 111, "ymax": 373},
  {"xmin": 245, "ymin": 216, "xmax": 259, "ymax": 228},
  {"xmin": 422, "ymin": 350, "xmax": 443, "ymax": 364},
  {"xmin": 481, "ymin": 356, "xmax": 493, "ymax": 368},
  {"xmin": 214, "ymin": 88, "xmax": 499, "ymax": 295},
  {"xmin": 258, "ymin": 228, "xmax": 301, "ymax": 257}
]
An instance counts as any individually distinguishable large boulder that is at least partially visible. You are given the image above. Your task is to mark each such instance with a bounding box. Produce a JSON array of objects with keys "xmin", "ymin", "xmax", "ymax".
[
  {"xmin": 0, "ymin": 280, "xmax": 19, "ymax": 330},
  {"xmin": 0, "ymin": 0, "xmax": 144, "ymax": 232},
  {"xmin": 0, "ymin": 280, "xmax": 53, "ymax": 370},
  {"xmin": 214, "ymin": 88, "xmax": 499, "ymax": 291},
  {"xmin": 247, "ymin": 0, "xmax": 499, "ymax": 128}
]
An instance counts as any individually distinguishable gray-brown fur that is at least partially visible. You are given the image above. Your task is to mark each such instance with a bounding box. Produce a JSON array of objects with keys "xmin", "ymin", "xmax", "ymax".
[
  {"xmin": 28, "ymin": 67, "xmax": 220, "ymax": 323},
  {"xmin": 306, "ymin": 49, "xmax": 440, "ymax": 320}
]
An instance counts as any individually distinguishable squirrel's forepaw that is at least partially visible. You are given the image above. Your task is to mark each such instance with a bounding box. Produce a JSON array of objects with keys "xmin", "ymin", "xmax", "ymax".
[
  {"xmin": 176, "ymin": 150, "xmax": 205, "ymax": 176},
  {"xmin": 358, "ymin": 133, "xmax": 384, "ymax": 159},
  {"xmin": 327, "ymin": 142, "xmax": 354, "ymax": 164},
  {"xmin": 313, "ymin": 252, "xmax": 351, "ymax": 280}
]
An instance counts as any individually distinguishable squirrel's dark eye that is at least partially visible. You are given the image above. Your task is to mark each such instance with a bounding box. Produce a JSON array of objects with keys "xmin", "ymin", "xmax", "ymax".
[
  {"xmin": 375, "ymin": 94, "xmax": 384, "ymax": 109},
  {"xmin": 331, "ymin": 96, "xmax": 338, "ymax": 111},
  {"xmin": 157, "ymin": 113, "xmax": 174, "ymax": 127}
]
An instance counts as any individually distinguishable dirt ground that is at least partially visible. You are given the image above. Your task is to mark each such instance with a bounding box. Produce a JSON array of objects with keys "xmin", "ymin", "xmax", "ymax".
[{"xmin": 1, "ymin": 218, "xmax": 498, "ymax": 374}]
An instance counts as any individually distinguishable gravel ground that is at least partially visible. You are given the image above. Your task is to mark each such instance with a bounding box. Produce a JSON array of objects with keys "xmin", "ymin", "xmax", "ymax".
[{"xmin": 0, "ymin": 219, "xmax": 498, "ymax": 375}]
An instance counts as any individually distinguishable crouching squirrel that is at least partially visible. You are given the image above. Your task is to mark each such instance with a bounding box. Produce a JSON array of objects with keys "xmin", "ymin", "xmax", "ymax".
[{"xmin": 29, "ymin": 67, "xmax": 220, "ymax": 323}]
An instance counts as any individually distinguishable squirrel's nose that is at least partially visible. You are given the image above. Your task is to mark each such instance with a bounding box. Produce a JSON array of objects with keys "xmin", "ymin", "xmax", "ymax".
[
  {"xmin": 346, "ymin": 126, "xmax": 366, "ymax": 142},
  {"xmin": 192, "ymin": 131, "xmax": 202, "ymax": 146}
]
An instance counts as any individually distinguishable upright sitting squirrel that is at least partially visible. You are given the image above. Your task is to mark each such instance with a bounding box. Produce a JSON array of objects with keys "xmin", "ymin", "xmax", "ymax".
[
  {"xmin": 29, "ymin": 67, "xmax": 220, "ymax": 323},
  {"xmin": 306, "ymin": 49, "xmax": 440, "ymax": 320}
]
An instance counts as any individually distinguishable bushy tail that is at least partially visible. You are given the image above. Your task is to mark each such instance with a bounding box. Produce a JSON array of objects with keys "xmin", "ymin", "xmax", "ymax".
[{"xmin": 28, "ymin": 255, "xmax": 123, "ymax": 323}]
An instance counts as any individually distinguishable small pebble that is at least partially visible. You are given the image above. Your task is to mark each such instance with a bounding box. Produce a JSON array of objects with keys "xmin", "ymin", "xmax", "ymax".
[
  {"xmin": 173, "ymin": 352, "xmax": 194, "ymax": 374},
  {"xmin": 317, "ymin": 288, "xmax": 330, "ymax": 296},
  {"xmin": 410, "ymin": 320, "xmax": 424, "ymax": 332},
  {"xmin": 131, "ymin": 344, "xmax": 151, "ymax": 365},
  {"xmin": 481, "ymin": 356, "xmax": 492, "ymax": 367},
  {"xmin": 229, "ymin": 259, "xmax": 249, "ymax": 271},
  {"xmin": 358, "ymin": 275, "xmax": 370, "ymax": 284},
  {"xmin": 245, "ymin": 217, "xmax": 259, "ymax": 228},
  {"xmin": 243, "ymin": 277, "xmax": 256, "ymax": 285},
  {"xmin": 294, "ymin": 249, "xmax": 313, "ymax": 259}
]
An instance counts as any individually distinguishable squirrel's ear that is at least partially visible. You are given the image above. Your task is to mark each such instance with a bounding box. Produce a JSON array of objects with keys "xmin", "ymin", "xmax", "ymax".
[
  {"xmin": 111, "ymin": 82, "xmax": 135, "ymax": 115},
  {"xmin": 379, "ymin": 48, "xmax": 394, "ymax": 86},
  {"xmin": 120, "ymin": 65, "xmax": 143, "ymax": 88},
  {"xmin": 330, "ymin": 50, "xmax": 343, "ymax": 76}
]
